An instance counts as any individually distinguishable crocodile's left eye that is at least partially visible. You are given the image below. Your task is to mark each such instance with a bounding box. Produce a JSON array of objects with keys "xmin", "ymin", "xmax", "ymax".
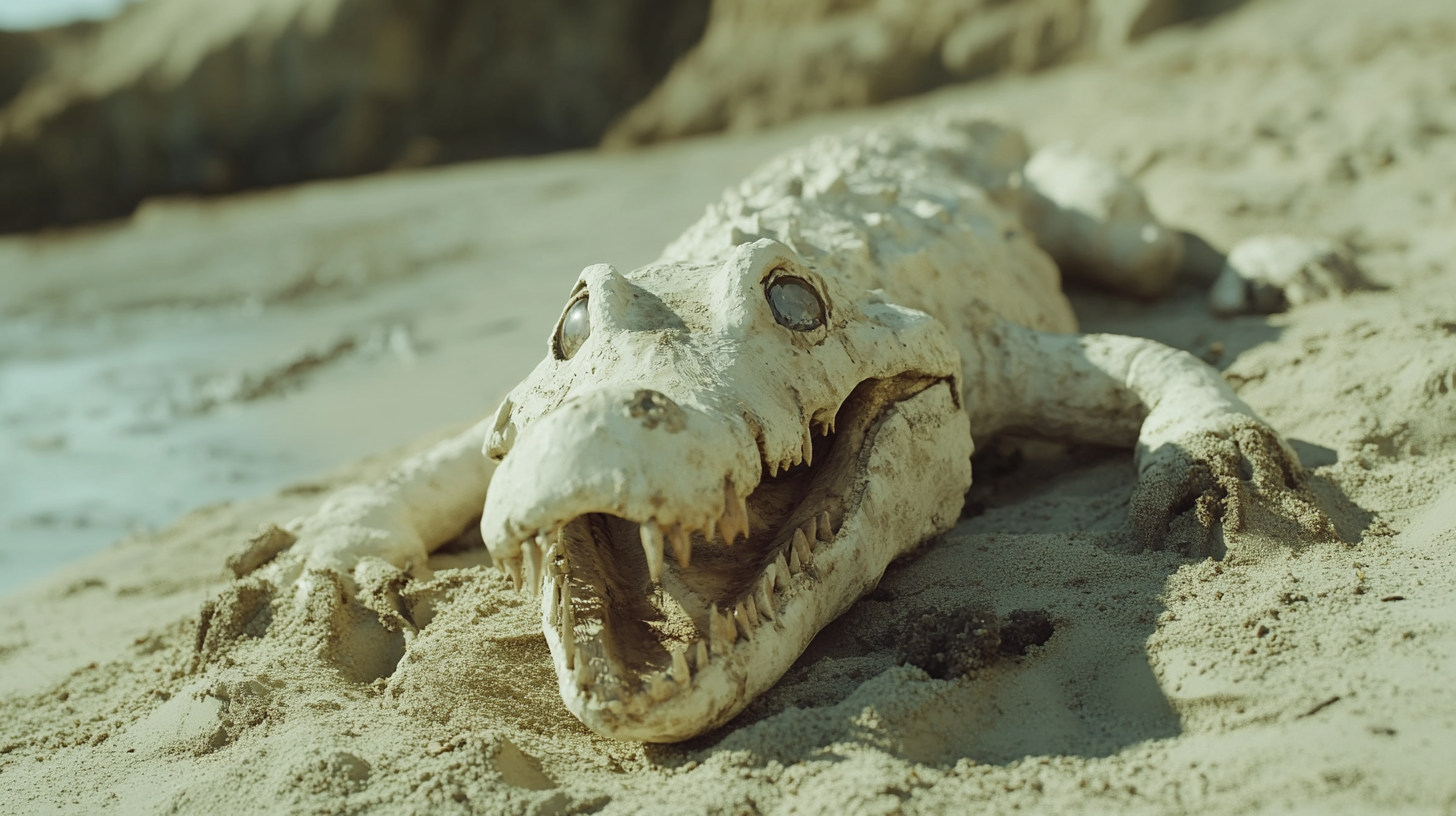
[
  {"xmin": 556, "ymin": 297, "xmax": 590, "ymax": 360},
  {"xmin": 766, "ymin": 276, "xmax": 824, "ymax": 332}
]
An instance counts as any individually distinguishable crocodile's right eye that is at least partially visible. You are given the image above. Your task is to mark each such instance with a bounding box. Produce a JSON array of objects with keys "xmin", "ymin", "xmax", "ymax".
[
  {"xmin": 556, "ymin": 297, "xmax": 591, "ymax": 360},
  {"xmin": 766, "ymin": 276, "xmax": 824, "ymax": 332}
]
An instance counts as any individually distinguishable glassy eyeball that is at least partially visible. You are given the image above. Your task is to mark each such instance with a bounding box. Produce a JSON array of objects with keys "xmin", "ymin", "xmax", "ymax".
[
  {"xmin": 766, "ymin": 276, "xmax": 824, "ymax": 332},
  {"xmin": 557, "ymin": 297, "xmax": 590, "ymax": 360}
]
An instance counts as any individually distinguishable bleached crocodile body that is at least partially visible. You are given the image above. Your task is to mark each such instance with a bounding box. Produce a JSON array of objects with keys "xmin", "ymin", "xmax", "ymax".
[{"xmin": 213, "ymin": 115, "xmax": 1333, "ymax": 743}]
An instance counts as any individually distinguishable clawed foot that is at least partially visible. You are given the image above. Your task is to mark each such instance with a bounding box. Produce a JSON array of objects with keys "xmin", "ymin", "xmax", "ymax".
[
  {"xmin": 1127, "ymin": 417, "xmax": 1339, "ymax": 557},
  {"xmin": 196, "ymin": 525, "xmax": 422, "ymax": 684}
]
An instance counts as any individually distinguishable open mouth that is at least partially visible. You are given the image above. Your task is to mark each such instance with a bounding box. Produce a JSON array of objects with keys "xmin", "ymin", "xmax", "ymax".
[{"xmin": 499, "ymin": 373, "xmax": 946, "ymax": 729}]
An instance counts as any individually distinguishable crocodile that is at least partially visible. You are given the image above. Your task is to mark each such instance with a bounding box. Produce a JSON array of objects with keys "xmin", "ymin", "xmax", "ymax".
[{"xmin": 208, "ymin": 114, "xmax": 1334, "ymax": 743}]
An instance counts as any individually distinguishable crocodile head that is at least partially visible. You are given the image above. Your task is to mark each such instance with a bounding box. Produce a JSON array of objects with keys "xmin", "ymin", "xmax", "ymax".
[{"xmin": 479, "ymin": 239, "xmax": 974, "ymax": 741}]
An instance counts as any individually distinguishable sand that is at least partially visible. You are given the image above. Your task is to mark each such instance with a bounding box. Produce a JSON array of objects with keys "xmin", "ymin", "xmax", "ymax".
[{"xmin": 2, "ymin": 0, "xmax": 1455, "ymax": 812}]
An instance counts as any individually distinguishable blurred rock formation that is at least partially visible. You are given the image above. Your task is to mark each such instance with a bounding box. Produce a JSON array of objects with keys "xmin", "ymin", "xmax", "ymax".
[
  {"xmin": 0, "ymin": 0, "xmax": 709, "ymax": 233},
  {"xmin": 603, "ymin": 0, "xmax": 1241, "ymax": 147}
]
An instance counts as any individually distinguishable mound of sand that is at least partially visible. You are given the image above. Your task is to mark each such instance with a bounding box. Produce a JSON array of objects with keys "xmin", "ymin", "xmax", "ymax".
[{"xmin": 2, "ymin": 0, "xmax": 1455, "ymax": 812}]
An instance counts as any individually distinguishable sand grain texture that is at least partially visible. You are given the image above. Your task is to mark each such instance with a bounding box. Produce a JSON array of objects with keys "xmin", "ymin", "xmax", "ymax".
[{"xmin": 3, "ymin": 0, "xmax": 1455, "ymax": 812}]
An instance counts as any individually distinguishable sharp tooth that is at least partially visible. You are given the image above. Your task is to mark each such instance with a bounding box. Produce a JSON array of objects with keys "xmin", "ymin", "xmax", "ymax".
[
  {"xmin": 818, "ymin": 510, "xmax": 833, "ymax": 543},
  {"xmin": 703, "ymin": 518, "xmax": 717, "ymax": 546},
  {"xmin": 734, "ymin": 600, "xmax": 755, "ymax": 639},
  {"xmin": 710, "ymin": 604, "xmax": 736, "ymax": 655},
  {"xmin": 721, "ymin": 484, "xmax": 748, "ymax": 545},
  {"xmin": 756, "ymin": 568, "xmax": 775, "ymax": 620},
  {"xmin": 668, "ymin": 524, "xmax": 692, "ymax": 569},
  {"xmin": 802, "ymin": 429, "xmax": 814, "ymax": 467},
  {"xmin": 672, "ymin": 647, "xmax": 691, "ymax": 685},
  {"xmin": 767, "ymin": 459, "xmax": 778, "ymax": 478},
  {"xmin": 804, "ymin": 516, "xmax": 818, "ymax": 547},
  {"xmin": 774, "ymin": 553, "xmax": 791, "ymax": 590},
  {"xmin": 553, "ymin": 526, "xmax": 570, "ymax": 575},
  {"xmin": 561, "ymin": 589, "xmax": 577, "ymax": 669},
  {"xmin": 743, "ymin": 595, "xmax": 761, "ymax": 628},
  {"xmin": 640, "ymin": 520, "xmax": 665, "ymax": 583},
  {"xmin": 524, "ymin": 538, "xmax": 544, "ymax": 597},
  {"xmin": 789, "ymin": 545, "xmax": 802, "ymax": 574},
  {"xmin": 792, "ymin": 528, "xmax": 813, "ymax": 569},
  {"xmin": 547, "ymin": 576, "xmax": 561, "ymax": 626},
  {"xmin": 695, "ymin": 639, "xmax": 710, "ymax": 669},
  {"xmin": 503, "ymin": 554, "xmax": 523, "ymax": 591}
]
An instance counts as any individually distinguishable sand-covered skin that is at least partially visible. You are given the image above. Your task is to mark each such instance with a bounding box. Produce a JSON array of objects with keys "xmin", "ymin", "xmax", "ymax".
[{"xmin": 3, "ymin": 0, "xmax": 1456, "ymax": 812}]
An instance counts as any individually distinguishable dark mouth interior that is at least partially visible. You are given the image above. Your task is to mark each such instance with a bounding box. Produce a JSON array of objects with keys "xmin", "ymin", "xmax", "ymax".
[{"xmin": 556, "ymin": 373, "xmax": 944, "ymax": 695}]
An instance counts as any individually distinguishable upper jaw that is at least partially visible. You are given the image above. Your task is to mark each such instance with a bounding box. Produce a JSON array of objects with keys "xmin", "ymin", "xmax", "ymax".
[
  {"xmin": 479, "ymin": 374, "xmax": 974, "ymax": 742},
  {"xmin": 478, "ymin": 387, "xmax": 763, "ymax": 569}
]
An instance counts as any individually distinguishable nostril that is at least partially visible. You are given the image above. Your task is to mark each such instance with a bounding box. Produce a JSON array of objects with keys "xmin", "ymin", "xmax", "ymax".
[
  {"xmin": 485, "ymin": 397, "xmax": 517, "ymax": 461},
  {"xmin": 624, "ymin": 389, "xmax": 687, "ymax": 433}
]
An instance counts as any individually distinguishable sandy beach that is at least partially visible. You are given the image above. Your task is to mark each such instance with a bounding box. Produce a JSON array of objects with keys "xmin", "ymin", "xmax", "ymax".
[{"xmin": 2, "ymin": 0, "xmax": 1455, "ymax": 812}]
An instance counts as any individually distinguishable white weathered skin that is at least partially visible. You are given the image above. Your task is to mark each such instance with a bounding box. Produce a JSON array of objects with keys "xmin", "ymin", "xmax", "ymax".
[{"xmin": 220, "ymin": 114, "xmax": 1329, "ymax": 743}]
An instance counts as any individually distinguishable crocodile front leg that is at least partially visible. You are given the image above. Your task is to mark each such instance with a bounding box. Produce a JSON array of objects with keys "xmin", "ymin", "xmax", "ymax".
[
  {"xmin": 197, "ymin": 419, "xmax": 496, "ymax": 666},
  {"xmin": 962, "ymin": 314, "xmax": 1337, "ymax": 554}
]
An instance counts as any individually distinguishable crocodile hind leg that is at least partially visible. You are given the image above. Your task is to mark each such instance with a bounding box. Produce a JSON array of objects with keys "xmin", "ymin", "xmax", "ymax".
[{"xmin": 1017, "ymin": 143, "xmax": 1185, "ymax": 300}]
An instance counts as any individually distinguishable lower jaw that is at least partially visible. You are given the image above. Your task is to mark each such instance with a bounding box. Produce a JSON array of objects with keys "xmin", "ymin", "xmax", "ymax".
[{"xmin": 546, "ymin": 380, "xmax": 974, "ymax": 742}]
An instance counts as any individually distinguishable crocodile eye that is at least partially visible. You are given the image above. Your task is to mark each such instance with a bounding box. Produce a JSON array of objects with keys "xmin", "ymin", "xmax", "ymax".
[
  {"xmin": 766, "ymin": 276, "xmax": 824, "ymax": 332},
  {"xmin": 556, "ymin": 297, "xmax": 590, "ymax": 360}
]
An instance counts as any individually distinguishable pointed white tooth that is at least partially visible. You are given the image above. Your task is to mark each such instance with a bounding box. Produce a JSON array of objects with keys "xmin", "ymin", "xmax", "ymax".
[
  {"xmin": 504, "ymin": 555, "xmax": 523, "ymax": 591},
  {"xmin": 721, "ymin": 484, "xmax": 748, "ymax": 545},
  {"xmin": 668, "ymin": 525, "xmax": 692, "ymax": 569},
  {"xmin": 789, "ymin": 545, "xmax": 802, "ymax": 574},
  {"xmin": 524, "ymin": 539, "xmax": 544, "ymax": 597},
  {"xmin": 561, "ymin": 588, "xmax": 577, "ymax": 669},
  {"xmin": 695, "ymin": 639, "xmax": 710, "ymax": 669},
  {"xmin": 672, "ymin": 647, "xmax": 691, "ymax": 685},
  {"xmin": 547, "ymin": 576, "xmax": 561, "ymax": 626},
  {"xmin": 792, "ymin": 528, "xmax": 813, "ymax": 568},
  {"xmin": 818, "ymin": 510, "xmax": 833, "ymax": 542},
  {"xmin": 774, "ymin": 553, "xmax": 791, "ymax": 590},
  {"xmin": 802, "ymin": 430, "xmax": 814, "ymax": 467},
  {"xmin": 703, "ymin": 518, "xmax": 717, "ymax": 546},
  {"xmin": 756, "ymin": 569, "xmax": 775, "ymax": 620},
  {"xmin": 743, "ymin": 595, "xmax": 760, "ymax": 628},
  {"xmin": 710, "ymin": 604, "xmax": 736, "ymax": 655},
  {"xmin": 734, "ymin": 601, "xmax": 754, "ymax": 640},
  {"xmin": 804, "ymin": 516, "xmax": 818, "ymax": 548},
  {"xmin": 768, "ymin": 459, "xmax": 778, "ymax": 478},
  {"xmin": 640, "ymin": 520, "xmax": 665, "ymax": 583}
]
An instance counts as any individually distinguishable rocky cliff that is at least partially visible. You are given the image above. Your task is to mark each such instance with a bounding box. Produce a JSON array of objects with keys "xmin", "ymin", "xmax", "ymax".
[
  {"xmin": 0, "ymin": 0, "xmax": 708, "ymax": 233},
  {"xmin": 603, "ymin": 0, "xmax": 1240, "ymax": 146}
]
